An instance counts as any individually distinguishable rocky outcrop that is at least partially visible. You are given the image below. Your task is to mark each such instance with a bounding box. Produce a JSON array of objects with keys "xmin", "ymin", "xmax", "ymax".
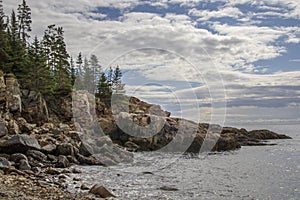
[
  {"xmin": 21, "ymin": 90, "xmax": 49, "ymax": 125},
  {"xmin": 0, "ymin": 135, "xmax": 41, "ymax": 154}
]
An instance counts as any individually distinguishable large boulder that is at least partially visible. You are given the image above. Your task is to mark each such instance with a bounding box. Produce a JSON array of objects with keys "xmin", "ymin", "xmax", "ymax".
[
  {"xmin": 21, "ymin": 90, "xmax": 49, "ymax": 125},
  {"xmin": 5, "ymin": 75, "xmax": 22, "ymax": 114},
  {"xmin": 0, "ymin": 135, "xmax": 41, "ymax": 154},
  {"xmin": 0, "ymin": 120, "xmax": 8, "ymax": 138}
]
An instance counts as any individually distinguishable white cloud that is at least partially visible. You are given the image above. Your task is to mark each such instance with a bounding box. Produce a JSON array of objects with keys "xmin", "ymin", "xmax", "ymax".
[
  {"xmin": 2, "ymin": 0, "xmax": 300, "ymax": 124},
  {"xmin": 189, "ymin": 6, "xmax": 243, "ymax": 21}
]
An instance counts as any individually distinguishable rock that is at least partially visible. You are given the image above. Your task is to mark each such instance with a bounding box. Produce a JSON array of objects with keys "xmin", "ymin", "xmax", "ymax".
[
  {"xmin": 56, "ymin": 155, "xmax": 70, "ymax": 168},
  {"xmin": 45, "ymin": 167, "xmax": 61, "ymax": 175},
  {"xmin": 27, "ymin": 150, "xmax": 47, "ymax": 162},
  {"xmin": 124, "ymin": 141, "xmax": 140, "ymax": 152},
  {"xmin": 92, "ymin": 154, "xmax": 118, "ymax": 166},
  {"xmin": 76, "ymin": 154, "xmax": 103, "ymax": 166},
  {"xmin": 0, "ymin": 120, "xmax": 8, "ymax": 138},
  {"xmin": 213, "ymin": 134, "xmax": 241, "ymax": 151},
  {"xmin": 248, "ymin": 129, "xmax": 292, "ymax": 140},
  {"xmin": 89, "ymin": 184, "xmax": 116, "ymax": 198},
  {"xmin": 59, "ymin": 123, "xmax": 70, "ymax": 132},
  {"xmin": 56, "ymin": 143, "xmax": 74, "ymax": 156},
  {"xmin": 10, "ymin": 153, "xmax": 28, "ymax": 163},
  {"xmin": 31, "ymin": 166, "xmax": 41, "ymax": 174},
  {"xmin": 7, "ymin": 119, "xmax": 20, "ymax": 135},
  {"xmin": 0, "ymin": 157, "xmax": 11, "ymax": 167},
  {"xmin": 19, "ymin": 159, "xmax": 31, "ymax": 170},
  {"xmin": 16, "ymin": 117, "xmax": 36, "ymax": 132},
  {"xmin": 21, "ymin": 90, "xmax": 49, "ymax": 125},
  {"xmin": 80, "ymin": 183, "xmax": 90, "ymax": 190},
  {"xmin": 41, "ymin": 143, "xmax": 57, "ymax": 154},
  {"xmin": 47, "ymin": 154, "xmax": 58, "ymax": 162},
  {"xmin": 5, "ymin": 75, "xmax": 22, "ymax": 113},
  {"xmin": 79, "ymin": 142, "xmax": 94, "ymax": 157},
  {"xmin": 159, "ymin": 186, "xmax": 179, "ymax": 191},
  {"xmin": 71, "ymin": 168, "xmax": 82, "ymax": 174},
  {"xmin": 0, "ymin": 135, "xmax": 41, "ymax": 154}
]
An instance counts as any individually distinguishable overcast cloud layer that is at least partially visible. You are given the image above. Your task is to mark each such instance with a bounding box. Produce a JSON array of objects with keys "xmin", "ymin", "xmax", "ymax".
[{"xmin": 3, "ymin": 0, "xmax": 300, "ymax": 126}]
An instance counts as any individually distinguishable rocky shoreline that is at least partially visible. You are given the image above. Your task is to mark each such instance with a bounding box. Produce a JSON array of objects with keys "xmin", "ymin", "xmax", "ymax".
[{"xmin": 0, "ymin": 75, "xmax": 292, "ymax": 199}]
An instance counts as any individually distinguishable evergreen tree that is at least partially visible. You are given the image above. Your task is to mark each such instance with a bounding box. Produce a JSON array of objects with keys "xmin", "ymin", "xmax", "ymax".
[
  {"xmin": 42, "ymin": 24, "xmax": 71, "ymax": 94},
  {"xmin": 97, "ymin": 72, "xmax": 112, "ymax": 105},
  {"xmin": 70, "ymin": 57, "xmax": 76, "ymax": 86},
  {"xmin": 24, "ymin": 36, "xmax": 53, "ymax": 94},
  {"xmin": 17, "ymin": 0, "xmax": 31, "ymax": 45},
  {"xmin": 82, "ymin": 57, "xmax": 94, "ymax": 93},
  {"xmin": 0, "ymin": 0, "xmax": 10, "ymax": 71},
  {"xmin": 7, "ymin": 10, "xmax": 26, "ymax": 75},
  {"xmin": 112, "ymin": 65, "xmax": 125, "ymax": 94},
  {"xmin": 90, "ymin": 54, "xmax": 101, "ymax": 89},
  {"xmin": 74, "ymin": 52, "xmax": 83, "ymax": 89}
]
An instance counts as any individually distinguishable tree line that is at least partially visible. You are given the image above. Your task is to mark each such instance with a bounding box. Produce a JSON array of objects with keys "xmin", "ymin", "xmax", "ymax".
[{"xmin": 0, "ymin": 0, "xmax": 124, "ymax": 105}]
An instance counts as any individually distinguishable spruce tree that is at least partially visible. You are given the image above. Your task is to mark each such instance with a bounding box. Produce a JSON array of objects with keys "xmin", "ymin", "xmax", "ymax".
[
  {"xmin": 42, "ymin": 24, "xmax": 71, "ymax": 94},
  {"xmin": 0, "ymin": 0, "xmax": 10, "ymax": 71},
  {"xmin": 25, "ymin": 36, "xmax": 53, "ymax": 94},
  {"xmin": 97, "ymin": 72, "xmax": 112, "ymax": 105},
  {"xmin": 112, "ymin": 65, "xmax": 125, "ymax": 94},
  {"xmin": 17, "ymin": 0, "xmax": 31, "ymax": 45},
  {"xmin": 8, "ymin": 10, "xmax": 26, "ymax": 75}
]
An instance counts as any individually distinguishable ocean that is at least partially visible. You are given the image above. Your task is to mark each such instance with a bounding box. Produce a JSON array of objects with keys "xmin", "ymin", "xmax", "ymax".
[{"xmin": 69, "ymin": 124, "xmax": 300, "ymax": 200}]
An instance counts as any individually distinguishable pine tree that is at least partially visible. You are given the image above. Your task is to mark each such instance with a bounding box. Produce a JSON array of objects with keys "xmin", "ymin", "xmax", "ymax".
[{"xmin": 17, "ymin": 0, "xmax": 31, "ymax": 45}]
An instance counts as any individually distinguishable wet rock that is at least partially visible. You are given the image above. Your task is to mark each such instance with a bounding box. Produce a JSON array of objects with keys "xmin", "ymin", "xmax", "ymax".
[
  {"xmin": 45, "ymin": 167, "xmax": 61, "ymax": 175},
  {"xmin": 159, "ymin": 186, "xmax": 179, "ymax": 191},
  {"xmin": 19, "ymin": 159, "xmax": 31, "ymax": 171},
  {"xmin": 0, "ymin": 120, "xmax": 8, "ymax": 138},
  {"xmin": 76, "ymin": 154, "xmax": 103, "ymax": 166},
  {"xmin": 124, "ymin": 141, "xmax": 140, "ymax": 152},
  {"xmin": 79, "ymin": 142, "xmax": 94, "ymax": 157},
  {"xmin": 80, "ymin": 183, "xmax": 89, "ymax": 190},
  {"xmin": 71, "ymin": 168, "xmax": 82, "ymax": 174},
  {"xmin": 0, "ymin": 157, "xmax": 11, "ymax": 167},
  {"xmin": 55, "ymin": 155, "xmax": 70, "ymax": 168},
  {"xmin": 27, "ymin": 150, "xmax": 47, "ymax": 162},
  {"xmin": 31, "ymin": 166, "xmax": 41, "ymax": 174},
  {"xmin": 10, "ymin": 153, "xmax": 28, "ymax": 163},
  {"xmin": 0, "ymin": 135, "xmax": 41, "ymax": 154},
  {"xmin": 66, "ymin": 155, "xmax": 79, "ymax": 164},
  {"xmin": 56, "ymin": 143, "xmax": 74, "ymax": 156},
  {"xmin": 89, "ymin": 184, "xmax": 116, "ymax": 198},
  {"xmin": 47, "ymin": 154, "xmax": 58, "ymax": 162}
]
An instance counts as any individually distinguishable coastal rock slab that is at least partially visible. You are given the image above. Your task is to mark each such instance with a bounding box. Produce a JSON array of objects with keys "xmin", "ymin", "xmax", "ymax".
[{"xmin": 0, "ymin": 135, "xmax": 41, "ymax": 154}]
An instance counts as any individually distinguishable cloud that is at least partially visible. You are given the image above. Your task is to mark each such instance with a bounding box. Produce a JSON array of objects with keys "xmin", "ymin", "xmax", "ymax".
[
  {"xmin": 2, "ymin": 0, "xmax": 300, "ymax": 124},
  {"xmin": 189, "ymin": 6, "xmax": 243, "ymax": 21}
]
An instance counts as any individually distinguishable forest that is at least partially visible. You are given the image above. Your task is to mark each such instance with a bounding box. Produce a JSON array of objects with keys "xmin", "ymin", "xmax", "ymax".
[{"xmin": 0, "ymin": 0, "xmax": 124, "ymax": 105}]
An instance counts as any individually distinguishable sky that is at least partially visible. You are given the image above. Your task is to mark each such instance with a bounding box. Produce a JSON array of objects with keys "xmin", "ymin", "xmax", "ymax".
[{"xmin": 3, "ymin": 0, "xmax": 300, "ymax": 128}]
